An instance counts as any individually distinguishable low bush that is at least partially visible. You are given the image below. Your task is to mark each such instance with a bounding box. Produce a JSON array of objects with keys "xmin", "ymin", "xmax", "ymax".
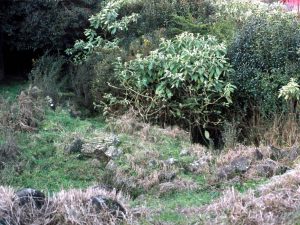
[
  {"xmin": 29, "ymin": 53, "xmax": 67, "ymax": 104},
  {"xmin": 0, "ymin": 87, "xmax": 45, "ymax": 132},
  {"xmin": 107, "ymin": 32, "xmax": 235, "ymax": 145},
  {"xmin": 226, "ymin": 12, "xmax": 300, "ymax": 145}
]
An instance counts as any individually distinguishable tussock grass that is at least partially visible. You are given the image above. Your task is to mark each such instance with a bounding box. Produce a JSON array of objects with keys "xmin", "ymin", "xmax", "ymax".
[
  {"xmin": 0, "ymin": 186, "xmax": 132, "ymax": 225},
  {"xmin": 204, "ymin": 166, "xmax": 300, "ymax": 224}
]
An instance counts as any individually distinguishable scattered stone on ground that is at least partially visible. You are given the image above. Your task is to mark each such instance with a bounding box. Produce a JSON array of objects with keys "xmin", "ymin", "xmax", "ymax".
[
  {"xmin": 105, "ymin": 160, "xmax": 117, "ymax": 171},
  {"xmin": 231, "ymin": 156, "xmax": 251, "ymax": 173},
  {"xmin": 165, "ymin": 158, "xmax": 177, "ymax": 165},
  {"xmin": 187, "ymin": 157, "xmax": 210, "ymax": 174},
  {"xmin": 255, "ymin": 159, "xmax": 278, "ymax": 178},
  {"xmin": 81, "ymin": 133, "xmax": 121, "ymax": 162},
  {"xmin": 105, "ymin": 146, "xmax": 123, "ymax": 159},
  {"xmin": 91, "ymin": 195, "xmax": 126, "ymax": 219},
  {"xmin": 288, "ymin": 146, "xmax": 300, "ymax": 161},
  {"xmin": 15, "ymin": 188, "xmax": 45, "ymax": 209},
  {"xmin": 179, "ymin": 148, "xmax": 190, "ymax": 156},
  {"xmin": 65, "ymin": 137, "xmax": 83, "ymax": 154},
  {"xmin": 158, "ymin": 171, "xmax": 176, "ymax": 182},
  {"xmin": 270, "ymin": 145, "xmax": 286, "ymax": 161},
  {"xmin": 217, "ymin": 165, "xmax": 236, "ymax": 180}
]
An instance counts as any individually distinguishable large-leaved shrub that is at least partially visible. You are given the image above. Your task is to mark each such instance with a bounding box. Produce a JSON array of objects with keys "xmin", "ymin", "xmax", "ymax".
[{"xmin": 109, "ymin": 32, "xmax": 235, "ymax": 143}]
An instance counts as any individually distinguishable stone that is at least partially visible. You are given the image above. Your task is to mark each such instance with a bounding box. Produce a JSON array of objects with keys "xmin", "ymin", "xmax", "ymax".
[
  {"xmin": 148, "ymin": 159, "xmax": 157, "ymax": 167},
  {"xmin": 217, "ymin": 165, "xmax": 236, "ymax": 180},
  {"xmin": 179, "ymin": 149, "xmax": 189, "ymax": 157},
  {"xmin": 288, "ymin": 146, "xmax": 300, "ymax": 161},
  {"xmin": 231, "ymin": 157, "xmax": 251, "ymax": 173},
  {"xmin": 91, "ymin": 195, "xmax": 126, "ymax": 219},
  {"xmin": 105, "ymin": 160, "xmax": 117, "ymax": 171},
  {"xmin": 0, "ymin": 219, "xmax": 7, "ymax": 225},
  {"xmin": 29, "ymin": 86, "xmax": 42, "ymax": 99},
  {"xmin": 15, "ymin": 188, "xmax": 45, "ymax": 209},
  {"xmin": 158, "ymin": 172, "xmax": 176, "ymax": 182},
  {"xmin": 187, "ymin": 159, "xmax": 209, "ymax": 174},
  {"xmin": 256, "ymin": 159, "xmax": 278, "ymax": 177},
  {"xmin": 65, "ymin": 138, "xmax": 83, "ymax": 154},
  {"xmin": 105, "ymin": 146, "xmax": 123, "ymax": 159},
  {"xmin": 270, "ymin": 145, "xmax": 285, "ymax": 161},
  {"xmin": 165, "ymin": 158, "xmax": 177, "ymax": 165},
  {"xmin": 254, "ymin": 148, "xmax": 264, "ymax": 160},
  {"xmin": 81, "ymin": 133, "xmax": 122, "ymax": 162},
  {"xmin": 276, "ymin": 165, "xmax": 291, "ymax": 175}
]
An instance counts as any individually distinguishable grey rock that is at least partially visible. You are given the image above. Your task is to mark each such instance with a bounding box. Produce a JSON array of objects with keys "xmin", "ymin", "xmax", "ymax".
[
  {"xmin": 254, "ymin": 148, "xmax": 264, "ymax": 160},
  {"xmin": 65, "ymin": 138, "xmax": 83, "ymax": 154},
  {"xmin": 106, "ymin": 146, "xmax": 123, "ymax": 159},
  {"xmin": 270, "ymin": 145, "xmax": 286, "ymax": 161},
  {"xmin": 187, "ymin": 159, "xmax": 209, "ymax": 174},
  {"xmin": 217, "ymin": 165, "xmax": 236, "ymax": 180},
  {"xmin": 276, "ymin": 165, "xmax": 291, "ymax": 175},
  {"xmin": 158, "ymin": 172, "xmax": 176, "ymax": 182},
  {"xmin": 29, "ymin": 86, "xmax": 42, "ymax": 99},
  {"xmin": 165, "ymin": 158, "xmax": 177, "ymax": 165},
  {"xmin": 148, "ymin": 159, "xmax": 157, "ymax": 167},
  {"xmin": 288, "ymin": 146, "xmax": 300, "ymax": 161},
  {"xmin": 81, "ymin": 134, "xmax": 122, "ymax": 162},
  {"xmin": 105, "ymin": 160, "xmax": 117, "ymax": 171},
  {"xmin": 91, "ymin": 195, "xmax": 126, "ymax": 219},
  {"xmin": 256, "ymin": 159, "xmax": 278, "ymax": 177},
  {"xmin": 231, "ymin": 157, "xmax": 251, "ymax": 173},
  {"xmin": 15, "ymin": 188, "xmax": 45, "ymax": 209},
  {"xmin": 179, "ymin": 149, "xmax": 189, "ymax": 157}
]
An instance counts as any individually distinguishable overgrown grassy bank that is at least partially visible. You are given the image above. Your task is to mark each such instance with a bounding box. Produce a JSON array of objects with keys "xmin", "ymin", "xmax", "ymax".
[{"xmin": 0, "ymin": 82, "xmax": 271, "ymax": 224}]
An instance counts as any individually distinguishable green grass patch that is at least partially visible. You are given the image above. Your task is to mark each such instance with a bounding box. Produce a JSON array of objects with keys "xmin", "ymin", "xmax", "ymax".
[
  {"xmin": 0, "ymin": 81, "xmax": 28, "ymax": 100},
  {"xmin": 1, "ymin": 106, "xmax": 105, "ymax": 192}
]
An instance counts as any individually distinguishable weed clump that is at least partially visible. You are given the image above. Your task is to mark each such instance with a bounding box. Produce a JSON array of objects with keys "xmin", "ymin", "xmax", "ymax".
[
  {"xmin": 0, "ymin": 86, "xmax": 45, "ymax": 132},
  {"xmin": 0, "ymin": 186, "xmax": 132, "ymax": 225},
  {"xmin": 204, "ymin": 166, "xmax": 300, "ymax": 224}
]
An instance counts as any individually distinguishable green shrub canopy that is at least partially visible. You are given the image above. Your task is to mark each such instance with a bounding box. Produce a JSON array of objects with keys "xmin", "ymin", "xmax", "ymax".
[{"xmin": 115, "ymin": 32, "xmax": 235, "ymax": 129}]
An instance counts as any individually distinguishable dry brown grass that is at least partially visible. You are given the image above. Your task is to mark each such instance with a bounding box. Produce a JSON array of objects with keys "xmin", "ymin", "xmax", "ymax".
[
  {"xmin": 203, "ymin": 165, "xmax": 300, "ymax": 225},
  {"xmin": 104, "ymin": 147, "xmax": 180, "ymax": 194},
  {"xmin": 0, "ymin": 186, "xmax": 133, "ymax": 225},
  {"xmin": 247, "ymin": 113, "xmax": 300, "ymax": 148},
  {"xmin": 0, "ymin": 133, "xmax": 20, "ymax": 167},
  {"xmin": 0, "ymin": 87, "xmax": 45, "ymax": 133},
  {"xmin": 159, "ymin": 179, "xmax": 199, "ymax": 196},
  {"xmin": 108, "ymin": 111, "xmax": 190, "ymax": 143}
]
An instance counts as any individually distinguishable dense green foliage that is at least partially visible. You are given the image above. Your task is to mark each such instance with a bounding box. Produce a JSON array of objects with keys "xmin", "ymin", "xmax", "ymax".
[
  {"xmin": 229, "ymin": 14, "xmax": 300, "ymax": 118},
  {"xmin": 112, "ymin": 33, "xmax": 235, "ymax": 137},
  {"xmin": 3, "ymin": 1, "xmax": 300, "ymax": 224},
  {"xmin": 66, "ymin": 0, "xmax": 139, "ymax": 64},
  {"xmin": 4, "ymin": 0, "xmax": 300, "ymax": 146},
  {"xmin": 0, "ymin": 0, "xmax": 101, "ymax": 51}
]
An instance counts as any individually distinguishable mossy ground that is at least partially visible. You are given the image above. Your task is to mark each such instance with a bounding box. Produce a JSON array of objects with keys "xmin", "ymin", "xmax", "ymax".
[{"xmin": 0, "ymin": 82, "xmax": 266, "ymax": 224}]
